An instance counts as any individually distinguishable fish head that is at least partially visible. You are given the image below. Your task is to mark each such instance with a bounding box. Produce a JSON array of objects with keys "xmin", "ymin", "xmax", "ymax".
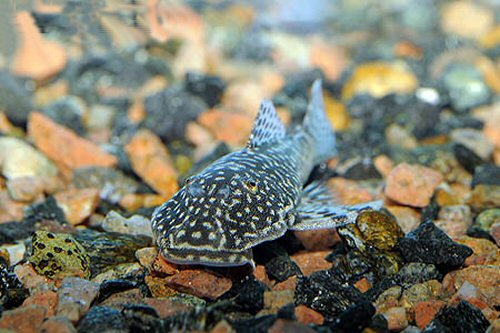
[{"xmin": 151, "ymin": 163, "xmax": 290, "ymax": 267}]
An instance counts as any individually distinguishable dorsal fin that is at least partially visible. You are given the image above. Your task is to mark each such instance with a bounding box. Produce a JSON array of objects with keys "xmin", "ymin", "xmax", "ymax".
[{"xmin": 247, "ymin": 100, "xmax": 286, "ymax": 149}]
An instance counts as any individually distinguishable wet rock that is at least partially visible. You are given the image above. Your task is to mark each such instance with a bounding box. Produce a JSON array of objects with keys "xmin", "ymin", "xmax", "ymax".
[
  {"xmin": 41, "ymin": 96, "xmax": 86, "ymax": 135},
  {"xmin": 102, "ymin": 210, "xmax": 152, "ymax": 237},
  {"xmin": 144, "ymin": 275, "xmax": 177, "ymax": 298},
  {"xmin": 386, "ymin": 205, "xmax": 421, "ymax": 234},
  {"xmin": 293, "ymin": 228, "xmax": 341, "ymax": 251},
  {"xmin": 143, "ymin": 297, "xmax": 192, "ymax": 319},
  {"xmin": 450, "ymin": 129, "xmax": 494, "ymax": 161},
  {"xmin": 398, "ymin": 220, "xmax": 473, "ymax": 268},
  {"xmin": 0, "ymin": 304, "xmax": 46, "ymax": 333},
  {"xmin": 73, "ymin": 229, "xmax": 151, "ymax": 277},
  {"xmin": 0, "ymin": 137, "xmax": 58, "ymax": 180},
  {"xmin": 342, "ymin": 158, "xmax": 382, "ymax": 180},
  {"xmin": 327, "ymin": 300, "xmax": 376, "ymax": 332},
  {"xmin": 29, "ymin": 230, "xmax": 91, "ymax": 280},
  {"xmin": 441, "ymin": 64, "xmax": 491, "ymax": 112},
  {"xmin": 143, "ymin": 87, "xmax": 206, "ymax": 142},
  {"xmin": 24, "ymin": 195, "xmax": 67, "ymax": 226},
  {"xmin": 223, "ymin": 276, "xmax": 267, "ymax": 313},
  {"xmin": 264, "ymin": 290, "xmax": 294, "ymax": 313},
  {"xmin": 294, "ymin": 269, "xmax": 365, "ymax": 321},
  {"xmin": 455, "ymin": 236, "xmax": 498, "ymax": 266},
  {"xmin": 54, "ymin": 188, "xmax": 100, "ymax": 225},
  {"xmin": 268, "ymin": 318, "xmax": 315, "ymax": 333},
  {"xmin": 468, "ymin": 185, "xmax": 500, "ymax": 210},
  {"xmin": 163, "ymin": 269, "xmax": 232, "ymax": 300},
  {"xmin": 425, "ymin": 301, "xmax": 490, "ymax": 333},
  {"xmin": 435, "ymin": 205, "xmax": 472, "ymax": 238},
  {"xmin": 382, "ymin": 306, "xmax": 409, "ymax": 331},
  {"xmin": 92, "ymin": 263, "xmax": 143, "ymax": 284},
  {"xmin": 491, "ymin": 223, "xmax": 500, "ymax": 247},
  {"xmin": 342, "ymin": 61, "xmax": 418, "ymax": 100},
  {"xmin": 6, "ymin": 177, "xmax": 45, "ymax": 202},
  {"xmin": 14, "ymin": 262, "xmax": 52, "ymax": 292},
  {"xmin": 475, "ymin": 208, "xmax": 500, "ymax": 232},
  {"xmin": 197, "ymin": 109, "xmax": 254, "ymax": 146},
  {"xmin": 441, "ymin": 1, "xmax": 495, "ymax": 39},
  {"xmin": 77, "ymin": 306, "xmax": 128, "ymax": 333},
  {"xmin": 136, "ymin": 248, "xmax": 177, "ymax": 276},
  {"xmin": 443, "ymin": 265, "xmax": 500, "ymax": 309},
  {"xmin": 56, "ymin": 277, "xmax": 100, "ymax": 322},
  {"xmin": 0, "ymin": 71, "xmax": 33, "ymax": 126},
  {"xmin": 338, "ymin": 210, "xmax": 404, "ymax": 252},
  {"xmin": 22, "ymin": 290, "xmax": 58, "ymax": 317},
  {"xmin": 97, "ymin": 279, "xmax": 138, "ymax": 303},
  {"xmin": 0, "ymin": 220, "xmax": 36, "ymax": 244},
  {"xmin": 125, "ymin": 129, "xmax": 178, "ymax": 197},
  {"xmin": 265, "ymin": 256, "xmax": 302, "ymax": 282},
  {"xmin": 185, "ymin": 72, "xmax": 226, "ymax": 107},
  {"xmin": 294, "ymin": 305, "xmax": 324, "ymax": 326},
  {"xmin": 1, "ymin": 243, "xmax": 26, "ymax": 266},
  {"xmin": 385, "ymin": 163, "xmax": 443, "ymax": 207},
  {"xmin": 39, "ymin": 316, "xmax": 77, "ymax": 333},
  {"xmin": 399, "ymin": 280, "xmax": 443, "ymax": 309},
  {"xmin": 72, "ymin": 166, "xmax": 139, "ymax": 204},
  {"xmin": 414, "ymin": 300, "xmax": 446, "ymax": 330},
  {"xmin": 472, "ymin": 164, "xmax": 500, "ymax": 188},
  {"xmin": 28, "ymin": 112, "xmax": 117, "ymax": 177},
  {"xmin": 453, "ymin": 144, "xmax": 484, "ymax": 174},
  {"xmin": 290, "ymin": 251, "xmax": 332, "ymax": 276}
]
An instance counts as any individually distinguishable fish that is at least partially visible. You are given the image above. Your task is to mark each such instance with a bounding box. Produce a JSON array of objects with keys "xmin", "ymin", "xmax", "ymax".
[{"xmin": 151, "ymin": 79, "xmax": 382, "ymax": 267}]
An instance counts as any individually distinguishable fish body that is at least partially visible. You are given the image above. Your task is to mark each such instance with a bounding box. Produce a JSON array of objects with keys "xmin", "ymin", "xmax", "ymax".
[{"xmin": 151, "ymin": 80, "xmax": 381, "ymax": 267}]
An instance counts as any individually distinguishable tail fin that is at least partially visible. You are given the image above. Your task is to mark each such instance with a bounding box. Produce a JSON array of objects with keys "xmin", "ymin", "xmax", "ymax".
[{"xmin": 303, "ymin": 79, "xmax": 337, "ymax": 164}]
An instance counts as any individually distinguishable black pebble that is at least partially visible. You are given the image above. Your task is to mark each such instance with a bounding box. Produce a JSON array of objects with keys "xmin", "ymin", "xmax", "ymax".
[
  {"xmin": 471, "ymin": 164, "xmax": 500, "ymax": 188},
  {"xmin": 185, "ymin": 72, "xmax": 226, "ymax": 107},
  {"xmin": 294, "ymin": 269, "xmax": 365, "ymax": 321},
  {"xmin": 97, "ymin": 279, "xmax": 138, "ymax": 303},
  {"xmin": 423, "ymin": 301, "xmax": 490, "ymax": 333},
  {"xmin": 398, "ymin": 220, "xmax": 473, "ymax": 269},
  {"xmin": 327, "ymin": 300, "xmax": 376, "ymax": 332},
  {"xmin": 453, "ymin": 144, "xmax": 484, "ymax": 174},
  {"xmin": 223, "ymin": 276, "xmax": 267, "ymax": 313},
  {"xmin": 77, "ymin": 306, "xmax": 128, "ymax": 333},
  {"xmin": 265, "ymin": 256, "xmax": 302, "ymax": 282}
]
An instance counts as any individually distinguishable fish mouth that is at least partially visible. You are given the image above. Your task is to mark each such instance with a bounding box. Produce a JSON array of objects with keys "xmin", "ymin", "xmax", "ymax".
[{"xmin": 158, "ymin": 246, "xmax": 255, "ymax": 268}]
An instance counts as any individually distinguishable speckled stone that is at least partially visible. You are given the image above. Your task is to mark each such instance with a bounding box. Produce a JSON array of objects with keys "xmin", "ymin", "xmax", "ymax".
[
  {"xmin": 29, "ymin": 231, "xmax": 91, "ymax": 280},
  {"xmin": 56, "ymin": 277, "xmax": 100, "ymax": 322}
]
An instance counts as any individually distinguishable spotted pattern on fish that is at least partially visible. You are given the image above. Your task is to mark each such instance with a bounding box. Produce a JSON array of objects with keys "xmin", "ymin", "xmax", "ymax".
[{"xmin": 151, "ymin": 80, "xmax": 382, "ymax": 267}]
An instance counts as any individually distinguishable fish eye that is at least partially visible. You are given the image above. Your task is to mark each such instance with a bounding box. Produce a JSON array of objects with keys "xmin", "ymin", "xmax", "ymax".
[
  {"xmin": 244, "ymin": 179, "xmax": 258, "ymax": 192},
  {"xmin": 184, "ymin": 177, "xmax": 194, "ymax": 186}
]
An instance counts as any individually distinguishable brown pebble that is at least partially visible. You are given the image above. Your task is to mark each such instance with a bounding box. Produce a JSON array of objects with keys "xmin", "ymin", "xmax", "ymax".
[
  {"xmin": 290, "ymin": 251, "xmax": 332, "ymax": 276},
  {"xmin": 414, "ymin": 300, "xmax": 446, "ymax": 329},
  {"xmin": 294, "ymin": 305, "xmax": 324, "ymax": 326},
  {"xmin": 0, "ymin": 305, "xmax": 47, "ymax": 333},
  {"xmin": 163, "ymin": 269, "xmax": 232, "ymax": 300},
  {"xmin": 385, "ymin": 163, "xmax": 443, "ymax": 207}
]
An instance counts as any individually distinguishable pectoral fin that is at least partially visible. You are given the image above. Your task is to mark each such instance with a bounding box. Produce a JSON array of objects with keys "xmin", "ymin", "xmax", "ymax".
[{"xmin": 289, "ymin": 181, "xmax": 383, "ymax": 231}]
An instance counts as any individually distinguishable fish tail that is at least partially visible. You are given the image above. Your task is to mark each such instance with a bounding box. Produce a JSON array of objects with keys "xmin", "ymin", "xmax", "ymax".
[{"xmin": 303, "ymin": 79, "xmax": 337, "ymax": 164}]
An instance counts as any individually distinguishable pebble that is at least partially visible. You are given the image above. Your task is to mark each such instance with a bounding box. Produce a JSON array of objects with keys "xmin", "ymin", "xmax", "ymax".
[
  {"xmin": 456, "ymin": 236, "xmax": 498, "ymax": 266},
  {"xmin": 414, "ymin": 300, "xmax": 446, "ymax": 330},
  {"xmin": 268, "ymin": 319, "xmax": 315, "ymax": 333},
  {"xmin": 265, "ymin": 255, "xmax": 302, "ymax": 282},
  {"xmin": 272, "ymin": 276, "xmax": 297, "ymax": 292},
  {"xmin": 441, "ymin": 1, "xmax": 495, "ymax": 39},
  {"xmin": 54, "ymin": 188, "xmax": 100, "ymax": 225},
  {"xmin": 0, "ymin": 72, "xmax": 34, "ymax": 126},
  {"xmin": 263, "ymin": 290, "xmax": 294, "ymax": 312},
  {"xmin": 91, "ymin": 263, "xmax": 143, "ymax": 284},
  {"xmin": 492, "ymin": 223, "xmax": 500, "ymax": 247},
  {"xmin": 0, "ymin": 304, "xmax": 47, "ymax": 333},
  {"xmin": 6, "ymin": 177, "xmax": 45, "ymax": 202},
  {"xmin": 163, "ymin": 269, "xmax": 232, "ymax": 300},
  {"xmin": 76, "ymin": 306, "xmax": 128, "ymax": 333},
  {"xmin": 143, "ymin": 297, "xmax": 192, "ymax": 318},
  {"xmin": 222, "ymin": 79, "xmax": 266, "ymax": 117},
  {"xmin": 124, "ymin": 129, "xmax": 179, "ymax": 197},
  {"xmin": 386, "ymin": 205, "xmax": 421, "ymax": 234},
  {"xmin": 101, "ymin": 210, "xmax": 152, "ymax": 237},
  {"xmin": 428, "ymin": 300, "xmax": 490, "ymax": 333},
  {"xmin": 450, "ymin": 128, "xmax": 494, "ymax": 160},
  {"xmin": 12, "ymin": 12, "xmax": 67, "ymax": 82},
  {"xmin": 385, "ymin": 163, "xmax": 443, "ymax": 207},
  {"xmin": 28, "ymin": 112, "xmax": 117, "ymax": 177},
  {"xmin": 22, "ymin": 290, "xmax": 58, "ymax": 317},
  {"xmin": 56, "ymin": 277, "xmax": 100, "ymax": 322},
  {"xmin": 398, "ymin": 220, "xmax": 473, "ymax": 268},
  {"xmin": 342, "ymin": 61, "xmax": 418, "ymax": 100},
  {"xmin": 143, "ymin": 87, "xmax": 207, "ymax": 142},
  {"xmin": 41, "ymin": 95, "xmax": 87, "ymax": 135},
  {"xmin": 382, "ymin": 306, "xmax": 409, "ymax": 331},
  {"xmin": 293, "ymin": 228, "xmax": 341, "ymax": 250},
  {"xmin": 0, "ymin": 137, "xmax": 58, "ymax": 180},
  {"xmin": 29, "ymin": 231, "xmax": 91, "ymax": 280},
  {"xmin": 2, "ymin": 243, "xmax": 26, "ymax": 266},
  {"xmin": 39, "ymin": 316, "xmax": 77, "ymax": 333},
  {"xmin": 468, "ymin": 185, "xmax": 500, "ymax": 210},
  {"xmin": 441, "ymin": 63, "xmax": 491, "ymax": 112},
  {"xmin": 290, "ymin": 251, "xmax": 332, "ymax": 276},
  {"xmin": 197, "ymin": 109, "xmax": 254, "ymax": 147},
  {"xmin": 72, "ymin": 166, "xmax": 139, "ymax": 204},
  {"xmin": 14, "ymin": 262, "xmax": 53, "ymax": 292},
  {"xmin": 185, "ymin": 72, "xmax": 226, "ymax": 107},
  {"xmin": 294, "ymin": 305, "xmax": 324, "ymax": 326},
  {"xmin": 435, "ymin": 205, "xmax": 472, "ymax": 239},
  {"xmin": 475, "ymin": 208, "xmax": 500, "ymax": 232},
  {"xmin": 144, "ymin": 276, "xmax": 177, "ymax": 298},
  {"xmin": 472, "ymin": 164, "xmax": 500, "ymax": 188}
]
